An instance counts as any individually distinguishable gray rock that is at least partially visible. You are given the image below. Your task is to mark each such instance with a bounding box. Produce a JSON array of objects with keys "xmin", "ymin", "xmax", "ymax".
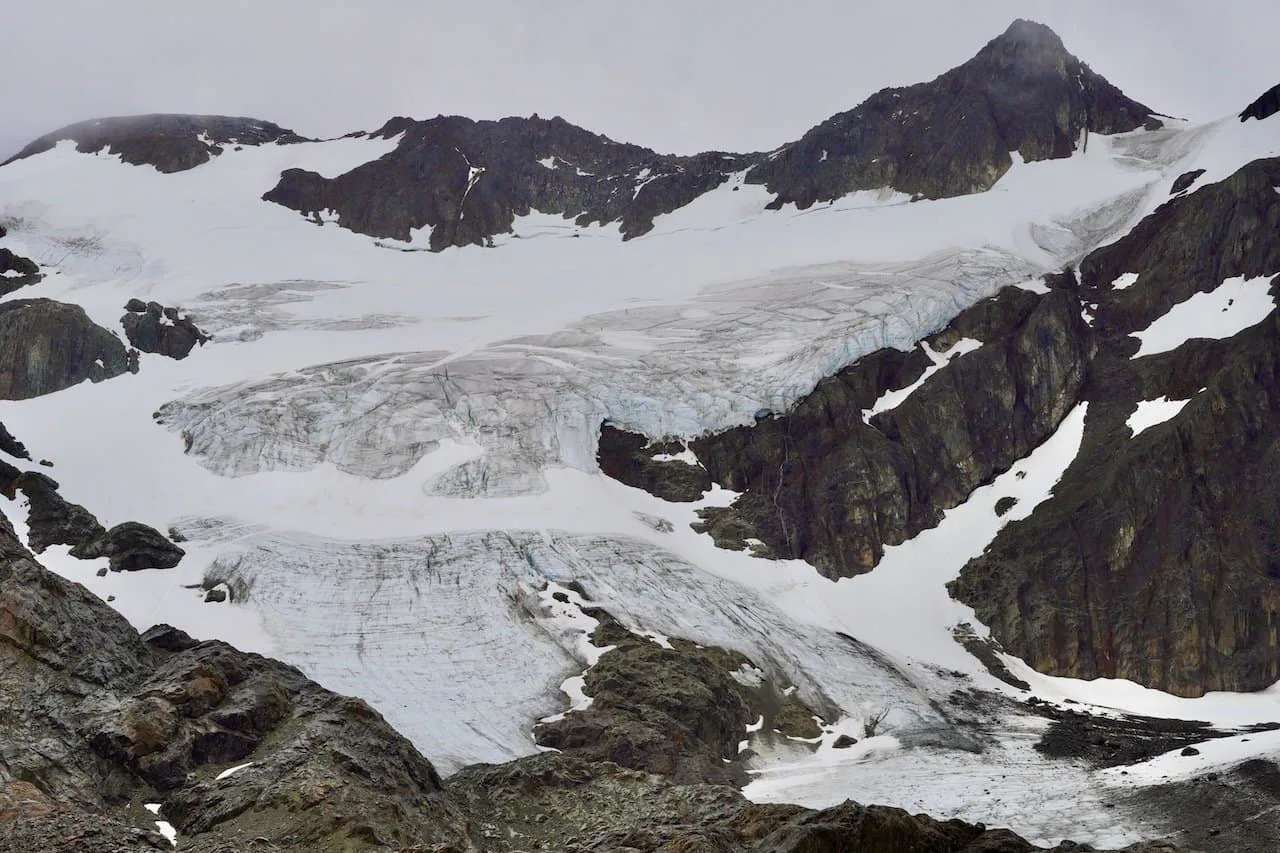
[{"xmin": 0, "ymin": 298, "xmax": 133, "ymax": 400}]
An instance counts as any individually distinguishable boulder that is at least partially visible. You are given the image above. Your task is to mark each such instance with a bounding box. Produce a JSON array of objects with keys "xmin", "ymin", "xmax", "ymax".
[{"xmin": 71, "ymin": 521, "xmax": 186, "ymax": 572}]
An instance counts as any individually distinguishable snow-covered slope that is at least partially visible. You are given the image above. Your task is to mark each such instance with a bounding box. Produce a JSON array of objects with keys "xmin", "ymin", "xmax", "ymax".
[{"xmin": 2, "ymin": 101, "xmax": 1279, "ymax": 847}]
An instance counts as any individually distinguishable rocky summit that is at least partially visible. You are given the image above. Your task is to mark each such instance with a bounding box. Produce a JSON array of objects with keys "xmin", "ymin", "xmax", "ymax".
[{"xmin": 2, "ymin": 16, "xmax": 1279, "ymax": 853}]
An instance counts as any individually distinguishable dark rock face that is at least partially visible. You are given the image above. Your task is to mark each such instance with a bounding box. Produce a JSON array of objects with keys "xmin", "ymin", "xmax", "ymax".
[
  {"xmin": 1241, "ymin": 82, "xmax": 1280, "ymax": 122},
  {"xmin": 262, "ymin": 20, "xmax": 1152, "ymax": 251},
  {"xmin": 3, "ymin": 114, "xmax": 307, "ymax": 173},
  {"xmin": 264, "ymin": 113, "xmax": 753, "ymax": 250},
  {"xmin": 597, "ymin": 424, "xmax": 711, "ymax": 502},
  {"xmin": 0, "ymin": 298, "xmax": 134, "ymax": 399},
  {"xmin": 682, "ymin": 285, "xmax": 1091, "ymax": 578},
  {"xmin": 71, "ymin": 522, "xmax": 186, "ymax": 572},
  {"xmin": 121, "ymin": 300, "xmax": 210, "ymax": 360},
  {"xmin": 0, "ymin": 518, "xmax": 467, "ymax": 852},
  {"xmin": 0, "ymin": 248, "xmax": 41, "ymax": 297},
  {"xmin": 745, "ymin": 19, "xmax": 1152, "ymax": 208},
  {"xmin": 535, "ymin": 626, "xmax": 755, "ymax": 786},
  {"xmin": 8, "ymin": 471, "xmax": 105, "ymax": 553},
  {"xmin": 0, "ymin": 423, "xmax": 28, "ymax": 461},
  {"xmin": 1170, "ymin": 169, "xmax": 1205, "ymax": 194},
  {"xmin": 1, "ymin": 470, "xmax": 184, "ymax": 571},
  {"xmin": 951, "ymin": 159, "xmax": 1280, "ymax": 697},
  {"xmin": 0, "ymin": 508, "xmax": 1188, "ymax": 851}
]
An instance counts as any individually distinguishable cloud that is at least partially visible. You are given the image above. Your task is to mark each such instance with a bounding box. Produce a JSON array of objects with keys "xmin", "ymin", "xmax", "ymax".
[{"xmin": 4, "ymin": 1, "xmax": 1275, "ymax": 161}]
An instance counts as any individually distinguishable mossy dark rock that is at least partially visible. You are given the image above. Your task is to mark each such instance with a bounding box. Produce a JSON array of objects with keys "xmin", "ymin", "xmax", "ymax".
[
  {"xmin": 0, "ymin": 298, "xmax": 133, "ymax": 399},
  {"xmin": 535, "ymin": 630, "xmax": 758, "ymax": 785},
  {"xmin": 4, "ymin": 114, "xmax": 307, "ymax": 173}
]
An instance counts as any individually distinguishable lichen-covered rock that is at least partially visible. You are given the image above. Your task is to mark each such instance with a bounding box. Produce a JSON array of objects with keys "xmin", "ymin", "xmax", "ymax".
[{"xmin": 0, "ymin": 298, "xmax": 133, "ymax": 399}]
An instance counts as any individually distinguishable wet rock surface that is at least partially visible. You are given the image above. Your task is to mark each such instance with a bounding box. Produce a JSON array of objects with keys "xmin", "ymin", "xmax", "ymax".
[
  {"xmin": 3, "ymin": 114, "xmax": 308, "ymax": 173},
  {"xmin": 1031, "ymin": 701, "xmax": 1279, "ymax": 768},
  {"xmin": 121, "ymin": 300, "xmax": 210, "ymax": 360},
  {"xmin": 0, "ymin": 298, "xmax": 135, "ymax": 399}
]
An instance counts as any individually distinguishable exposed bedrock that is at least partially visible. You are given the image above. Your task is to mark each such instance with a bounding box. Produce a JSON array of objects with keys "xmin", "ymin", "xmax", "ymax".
[
  {"xmin": 0, "ymin": 298, "xmax": 135, "ymax": 399},
  {"xmin": 746, "ymin": 19, "xmax": 1153, "ymax": 208},
  {"xmin": 121, "ymin": 299, "xmax": 211, "ymax": 360},
  {"xmin": 681, "ymin": 284, "xmax": 1092, "ymax": 578},
  {"xmin": 261, "ymin": 20, "xmax": 1151, "ymax": 251},
  {"xmin": 951, "ymin": 159, "xmax": 1280, "ymax": 697},
  {"xmin": 2, "ymin": 114, "xmax": 307, "ymax": 173}
]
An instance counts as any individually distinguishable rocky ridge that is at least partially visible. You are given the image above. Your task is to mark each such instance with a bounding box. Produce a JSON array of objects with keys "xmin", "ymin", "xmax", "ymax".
[{"xmin": 2, "ymin": 115, "xmax": 308, "ymax": 174}]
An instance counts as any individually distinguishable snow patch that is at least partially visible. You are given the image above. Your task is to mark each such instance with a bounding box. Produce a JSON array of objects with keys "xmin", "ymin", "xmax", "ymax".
[
  {"xmin": 1126, "ymin": 395, "xmax": 1192, "ymax": 437},
  {"xmin": 1132, "ymin": 275, "xmax": 1275, "ymax": 357},
  {"xmin": 863, "ymin": 338, "xmax": 982, "ymax": 421}
]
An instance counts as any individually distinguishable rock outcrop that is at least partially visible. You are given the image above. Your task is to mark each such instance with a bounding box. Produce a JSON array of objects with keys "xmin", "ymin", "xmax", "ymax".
[
  {"xmin": 0, "ymin": 515, "xmax": 467, "ymax": 851},
  {"xmin": 121, "ymin": 300, "xmax": 210, "ymax": 360},
  {"xmin": 951, "ymin": 157, "xmax": 1280, "ymax": 697},
  {"xmin": 0, "ymin": 469, "xmax": 184, "ymax": 570},
  {"xmin": 534, "ymin": 610, "xmax": 820, "ymax": 786},
  {"xmin": 261, "ymin": 20, "xmax": 1151, "ymax": 250},
  {"xmin": 1241, "ymin": 82, "xmax": 1280, "ymax": 122},
  {"xmin": 2, "ymin": 114, "xmax": 307, "ymax": 173},
  {"xmin": 71, "ymin": 522, "xmax": 186, "ymax": 572},
  {"xmin": 0, "ymin": 298, "xmax": 134, "ymax": 399},
  {"xmin": 676, "ymin": 284, "xmax": 1092, "ymax": 578},
  {"xmin": 745, "ymin": 19, "xmax": 1153, "ymax": 208},
  {"xmin": 263, "ymin": 113, "xmax": 754, "ymax": 250},
  {"xmin": 0, "ymin": 510, "xmax": 1191, "ymax": 850}
]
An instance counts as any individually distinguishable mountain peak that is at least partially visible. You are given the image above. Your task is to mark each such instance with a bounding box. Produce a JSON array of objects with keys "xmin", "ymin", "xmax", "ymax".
[{"xmin": 977, "ymin": 19, "xmax": 1074, "ymax": 74}]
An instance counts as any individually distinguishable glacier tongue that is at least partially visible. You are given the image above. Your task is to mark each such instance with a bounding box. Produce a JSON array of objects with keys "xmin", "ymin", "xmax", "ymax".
[
  {"xmin": 161, "ymin": 248, "xmax": 1040, "ymax": 493},
  {"xmin": 197, "ymin": 523, "xmax": 961, "ymax": 774}
]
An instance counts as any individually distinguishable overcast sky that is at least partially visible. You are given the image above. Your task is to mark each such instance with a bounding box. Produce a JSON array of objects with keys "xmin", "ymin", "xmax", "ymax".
[{"xmin": 5, "ymin": 1, "xmax": 1277, "ymax": 161}]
